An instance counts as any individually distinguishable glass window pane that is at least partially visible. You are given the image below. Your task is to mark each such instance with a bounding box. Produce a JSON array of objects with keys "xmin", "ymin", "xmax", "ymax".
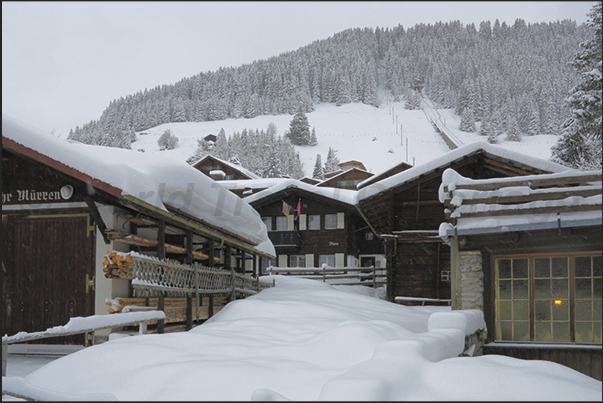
[
  {"xmin": 552, "ymin": 257, "xmax": 568, "ymax": 277},
  {"xmin": 552, "ymin": 301, "xmax": 569, "ymax": 321},
  {"xmin": 595, "ymin": 323, "xmax": 602, "ymax": 344},
  {"xmin": 594, "ymin": 278, "xmax": 602, "ymax": 299},
  {"xmin": 514, "ymin": 321, "xmax": 530, "ymax": 342},
  {"xmin": 513, "ymin": 300, "xmax": 529, "ymax": 320},
  {"xmin": 498, "ymin": 280, "xmax": 512, "ymax": 299},
  {"xmin": 308, "ymin": 215, "xmax": 321, "ymax": 230},
  {"xmin": 593, "ymin": 256, "xmax": 602, "ymax": 277},
  {"xmin": 575, "ymin": 300, "xmax": 593, "ymax": 321},
  {"xmin": 576, "ymin": 278, "xmax": 592, "ymax": 299},
  {"xmin": 553, "ymin": 322, "xmax": 570, "ymax": 342},
  {"xmin": 575, "ymin": 257, "xmax": 592, "ymax": 277},
  {"xmin": 513, "ymin": 259, "xmax": 528, "ymax": 279},
  {"xmin": 513, "ymin": 280, "xmax": 528, "ymax": 299},
  {"xmin": 498, "ymin": 301, "xmax": 512, "ymax": 320},
  {"xmin": 275, "ymin": 216, "xmax": 287, "ymax": 231},
  {"xmin": 324, "ymin": 214, "xmax": 337, "ymax": 229},
  {"xmin": 498, "ymin": 259, "xmax": 512, "ymax": 279},
  {"xmin": 535, "ymin": 258, "xmax": 550, "ymax": 278},
  {"xmin": 499, "ymin": 322, "xmax": 513, "ymax": 340},
  {"xmin": 535, "ymin": 322, "xmax": 552, "ymax": 342},
  {"xmin": 535, "ymin": 300, "xmax": 551, "ymax": 321},
  {"xmin": 552, "ymin": 278, "xmax": 568, "ymax": 299},
  {"xmin": 262, "ymin": 217, "xmax": 272, "ymax": 231},
  {"xmin": 575, "ymin": 322, "xmax": 593, "ymax": 343},
  {"xmin": 594, "ymin": 300, "xmax": 602, "ymax": 321},
  {"xmin": 535, "ymin": 279, "xmax": 551, "ymax": 299}
]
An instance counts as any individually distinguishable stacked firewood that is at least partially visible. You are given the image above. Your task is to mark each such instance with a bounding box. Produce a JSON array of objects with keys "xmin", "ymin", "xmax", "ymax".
[{"xmin": 102, "ymin": 251, "xmax": 133, "ymax": 279}]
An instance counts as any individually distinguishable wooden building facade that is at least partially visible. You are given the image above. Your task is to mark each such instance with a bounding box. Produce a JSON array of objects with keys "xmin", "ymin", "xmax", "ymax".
[
  {"xmin": 191, "ymin": 154, "xmax": 260, "ymax": 181},
  {"xmin": 440, "ymin": 168, "xmax": 602, "ymax": 380},
  {"xmin": 316, "ymin": 167, "xmax": 374, "ymax": 190},
  {"xmin": 2, "ymin": 115, "xmax": 274, "ymax": 344},
  {"xmin": 356, "ymin": 143, "xmax": 571, "ymax": 303},
  {"xmin": 245, "ymin": 180, "xmax": 385, "ymax": 272}
]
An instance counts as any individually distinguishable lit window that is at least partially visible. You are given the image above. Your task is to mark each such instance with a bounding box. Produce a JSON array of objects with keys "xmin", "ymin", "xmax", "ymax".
[{"xmin": 494, "ymin": 254, "xmax": 601, "ymax": 343}]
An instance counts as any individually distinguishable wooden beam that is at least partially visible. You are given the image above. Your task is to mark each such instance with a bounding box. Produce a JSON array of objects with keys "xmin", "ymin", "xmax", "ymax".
[
  {"xmin": 446, "ymin": 203, "xmax": 601, "ymax": 220},
  {"xmin": 445, "ymin": 187, "xmax": 602, "ymax": 207},
  {"xmin": 445, "ymin": 173, "xmax": 601, "ymax": 192}
]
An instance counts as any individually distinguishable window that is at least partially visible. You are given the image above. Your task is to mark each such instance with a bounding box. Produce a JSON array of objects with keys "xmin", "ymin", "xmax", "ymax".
[
  {"xmin": 494, "ymin": 253, "xmax": 601, "ymax": 343},
  {"xmin": 261, "ymin": 258, "xmax": 275, "ymax": 273},
  {"xmin": 308, "ymin": 215, "xmax": 320, "ymax": 230},
  {"xmin": 324, "ymin": 214, "xmax": 337, "ymax": 229},
  {"xmin": 290, "ymin": 255, "xmax": 306, "ymax": 267},
  {"xmin": 319, "ymin": 254, "xmax": 335, "ymax": 267},
  {"xmin": 365, "ymin": 232, "xmax": 374, "ymax": 241},
  {"xmin": 262, "ymin": 217, "xmax": 272, "ymax": 231},
  {"xmin": 275, "ymin": 216, "xmax": 287, "ymax": 231}
]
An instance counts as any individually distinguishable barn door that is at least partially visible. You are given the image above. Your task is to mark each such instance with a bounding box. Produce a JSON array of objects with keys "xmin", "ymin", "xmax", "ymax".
[{"xmin": 2, "ymin": 213, "xmax": 95, "ymax": 344}]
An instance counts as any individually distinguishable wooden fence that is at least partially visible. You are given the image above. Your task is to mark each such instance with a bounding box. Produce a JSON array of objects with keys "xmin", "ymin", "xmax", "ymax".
[{"xmin": 264, "ymin": 265, "xmax": 386, "ymax": 288}]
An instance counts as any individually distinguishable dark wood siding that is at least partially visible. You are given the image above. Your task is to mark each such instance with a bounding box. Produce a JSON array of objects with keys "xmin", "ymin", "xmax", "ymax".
[
  {"xmin": 483, "ymin": 344, "xmax": 602, "ymax": 381},
  {"xmin": 2, "ymin": 213, "xmax": 95, "ymax": 344}
]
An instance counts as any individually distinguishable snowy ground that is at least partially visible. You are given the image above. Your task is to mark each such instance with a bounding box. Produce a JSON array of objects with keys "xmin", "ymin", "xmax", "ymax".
[
  {"xmin": 3, "ymin": 277, "xmax": 600, "ymax": 401},
  {"xmin": 130, "ymin": 99, "xmax": 560, "ymax": 178}
]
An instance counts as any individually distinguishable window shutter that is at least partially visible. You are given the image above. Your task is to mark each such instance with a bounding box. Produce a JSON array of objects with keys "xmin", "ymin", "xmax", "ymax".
[
  {"xmin": 305, "ymin": 254, "xmax": 314, "ymax": 268},
  {"xmin": 336, "ymin": 212, "xmax": 345, "ymax": 229},
  {"xmin": 278, "ymin": 255, "xmax": 288, "ymax": 267},
  {"xmin": 299, "ymin": 214, "xmax": 307, "ymax": 230},
  {"xmin": 287, "ymin": 214, "xmax": 295, "ymax": 230},
  {"xmin": 335, "ymin": 253, "xmax": 345, "ymax": 268}
]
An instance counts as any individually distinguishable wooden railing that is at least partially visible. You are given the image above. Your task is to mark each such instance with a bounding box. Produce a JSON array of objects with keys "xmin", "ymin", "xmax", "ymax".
[{"xmin": 264, "ymin": 264, "xmax": 386, "ymax": 288}]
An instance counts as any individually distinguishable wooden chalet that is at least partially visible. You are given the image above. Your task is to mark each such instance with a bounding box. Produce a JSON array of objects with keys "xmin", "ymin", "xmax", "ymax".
[
  {"xmin": 218, "ymin": 178, "xmax": 289, "ymax": 198},
  {"xmin": 355, "ymin": 142, "xmax": 571, "ymax": 303},
  {"xmin": 338, "ymin": 160, "xmax": 367, "ymax": 171},
  {"xmin": 316, "ymin": 167, "xmax": 374, "ymax": 190},
  {"xmin": 191, "ymin": 154, "xmax": 260, "ymax": 181},
  {"xmin": 244, "ymin": 179, "xmax": 386, "ymax": 272},
  {"xmin": 2, "ymin": 114, "xmax": 274, "ymax": 344},
  {"xmin": 440, "ymin": 168, "xmax": 602, "ymax": 380},
  {"xmin": 299, "ymin": 177, "xmax": 321, "ymax": 186}
]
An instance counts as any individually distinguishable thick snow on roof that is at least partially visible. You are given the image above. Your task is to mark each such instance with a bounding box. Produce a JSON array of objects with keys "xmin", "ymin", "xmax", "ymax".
[
  {"xmin": 2, "ymin": 114, "xmax": 274, "ymax": 255},
  {"xmin": 218, "ymin": 177, "xmax": 289, "ymax": 191},
  {"xmin": 195, "ymin": 154, "xmax": 261, "ymax": 179},
  {"xmin": 438, "ymin": 168, "xmax": 602, "ymax": 237},
  {"xmin": 244, "ymin": 178, "xmax": 358, "ymax": 206},
  {"xmin": 357, "ymin": 141, "xmax": 571, "ymax": 203}
]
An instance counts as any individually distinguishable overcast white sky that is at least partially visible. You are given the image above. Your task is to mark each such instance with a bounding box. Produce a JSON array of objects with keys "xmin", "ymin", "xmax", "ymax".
[{"xmin": 2, "ymin": 1, "xmax": 597, "ymax": 137}]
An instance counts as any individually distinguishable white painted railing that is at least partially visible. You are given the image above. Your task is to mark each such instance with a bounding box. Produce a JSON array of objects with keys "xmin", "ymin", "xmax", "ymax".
[{"xmin": 264, "ymin": 264, "xmax": 386, "ymax": 288}]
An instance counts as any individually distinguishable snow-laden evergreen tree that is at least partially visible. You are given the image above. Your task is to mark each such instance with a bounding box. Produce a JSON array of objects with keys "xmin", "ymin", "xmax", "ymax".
[
  {"xmin": 285, "ymin": 107, "xmax": 312, "ymax": 146},
  {"xmin": 488, "ymin": 110, "xmax": 504, "ymax": 144},
  {"xmin": 157, "ymin": 129, "xmax": 179, "ymax": 150},
  {"xmin": 460, "ymin": 108, "xmax": 476, "ymax": 132},
  {"xmin": 479, "ymin": 115, "xmax": 490, "ymax": 137},
  {"xmin": 324, "ymin": 147, "xmax": 340, "ymax": 174},
  {"xmin": 312, "ymin": 154, "xmax": 325, "ymax": 180},
  {"xmin": 309, "ymin": 128, "xmax": 318, "ymax": 146},
  {"xmin": 552, "ymin": 1, "xmax": 602, "ymax": 170},
  {"xmin": 527, "ymin": 105, "xmax": 541, "ymax": 136},
  {"xmin": 505, "ymin": 114, "xmax": 522, "ymax": 142}
]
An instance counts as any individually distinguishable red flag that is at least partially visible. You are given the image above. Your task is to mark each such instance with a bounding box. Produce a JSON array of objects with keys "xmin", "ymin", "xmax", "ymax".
[{"xmin": 297, "ymin": 199, "xmax": 302, "ymax": 216}]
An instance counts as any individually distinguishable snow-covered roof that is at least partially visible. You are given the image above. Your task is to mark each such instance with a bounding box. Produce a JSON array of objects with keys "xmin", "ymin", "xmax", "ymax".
[
  {"xmin": 357, "ymin": 141, "xmax": 572, "ymax": 203},
  {"xmin": 2, "ymin": 113, "xmax": 274, "ymax": 256},
  {"xmin": 243, "ymin": 179, "xmax": 358, "ymax": 207},
  {"xmin": 315, "ymin": 167, "xmax": 373, "ymax": 187},
  {"xmin": 193, "ymin": 154, "xmax": 261, "ymax": 179},
  {"xmin": 218, "ymin": 177, "xmax": 290, "ymax": 192},
  {"xmin": 438, "ymin": 168, "xmax": 602, "ymax": 237}
]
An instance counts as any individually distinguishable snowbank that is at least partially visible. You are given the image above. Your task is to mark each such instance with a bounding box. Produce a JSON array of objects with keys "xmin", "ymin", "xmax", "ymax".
[{"xmin": 20, "ymin": 277, "xmax": 601, "ymax": 401}]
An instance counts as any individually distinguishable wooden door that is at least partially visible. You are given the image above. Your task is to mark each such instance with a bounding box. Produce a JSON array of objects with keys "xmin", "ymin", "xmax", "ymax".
[{"xmin": 2, "ymin": 213, "xmax": 95, "ymax": 344}]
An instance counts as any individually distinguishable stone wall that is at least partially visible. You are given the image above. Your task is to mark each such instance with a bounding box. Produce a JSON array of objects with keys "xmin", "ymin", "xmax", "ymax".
[{"xmin": 458, "ymin": 251, "xmax": 483, "ymax": 310}]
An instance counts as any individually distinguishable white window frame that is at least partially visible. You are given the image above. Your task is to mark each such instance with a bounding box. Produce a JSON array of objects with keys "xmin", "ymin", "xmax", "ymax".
[
  {"xmin": 290, "ymin": 255, "xmax": 306, "ymax": 268},
  {"xmin": 308, "ymin": 214, "xmax": 321, "ymax": 230},
  {"xmin": 275, "ymin": 216, "xmax": 288, "ymax": 231},
  {"xmin": 319, "ymin": 254, "xmax": 336, "ymax": 267},
  {"xmin": 262, "ymin": 217, "xmax": 272, "ymax": 231}
]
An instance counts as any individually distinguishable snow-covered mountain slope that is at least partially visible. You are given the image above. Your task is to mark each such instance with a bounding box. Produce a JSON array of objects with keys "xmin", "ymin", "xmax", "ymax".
[{"xmin": 131, "ymin": 100, "xmax": 561, "ymax": 178}]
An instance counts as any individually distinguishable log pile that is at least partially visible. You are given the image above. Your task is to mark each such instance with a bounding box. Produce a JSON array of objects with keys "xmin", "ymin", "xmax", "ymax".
[
  {"xmin": 105, "ymin": 297, "xmax": 227, "ymax": 323},
  {"xmin": 102, "ymin": 251, "xmax": 133, "ymax": 279}
]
